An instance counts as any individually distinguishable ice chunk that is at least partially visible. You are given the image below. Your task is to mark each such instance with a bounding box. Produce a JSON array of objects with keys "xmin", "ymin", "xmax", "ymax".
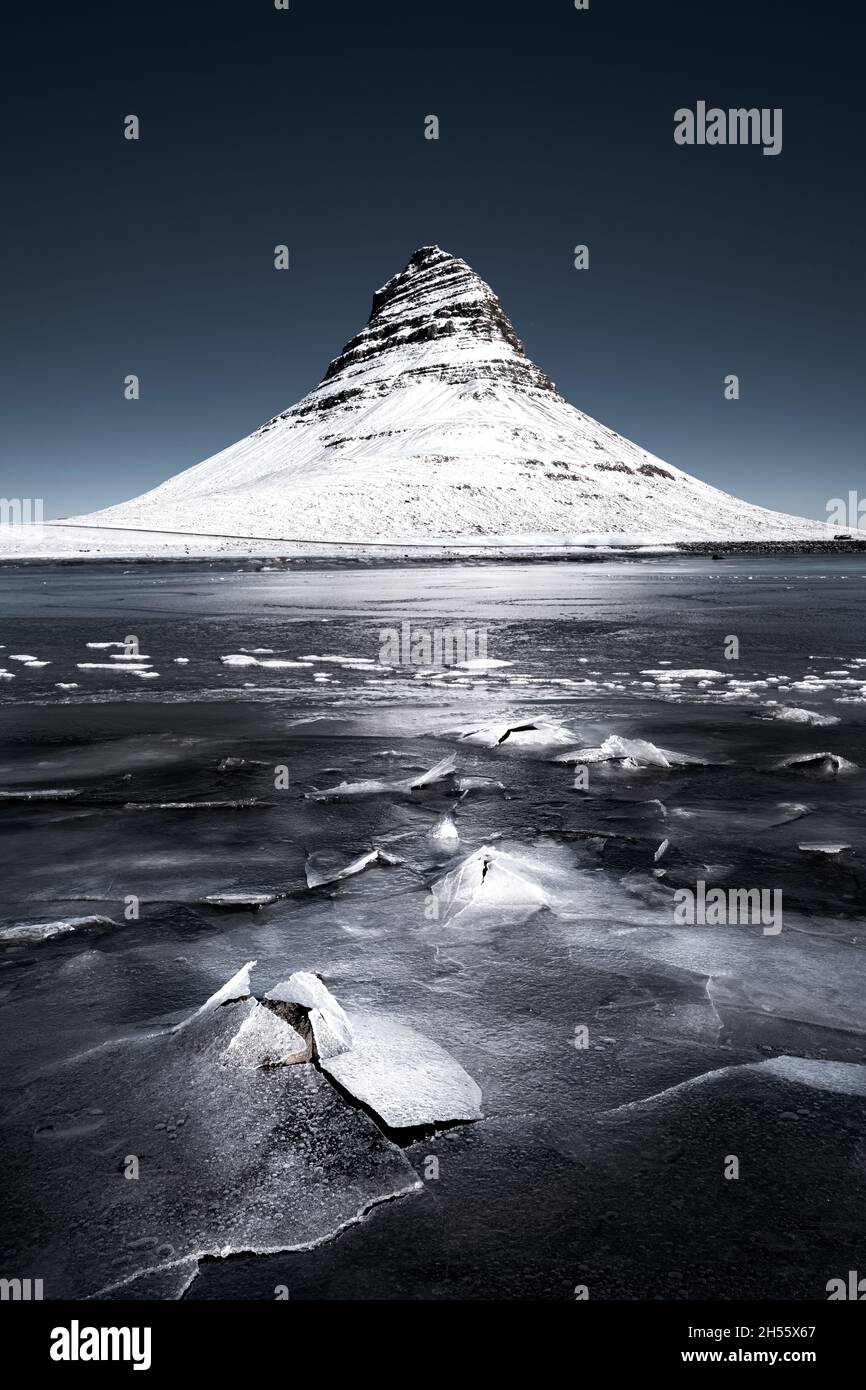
[
  {"xmin": 641, "ymin": 668, "xmax": 725, "ymax": 679},
  {"xmin": 203, "ymin": 893, "xmax": 278, "ymax": 908},
  {"xmin": 221, "ymin": 1002, "xmax": 310, "ymax": 1069},
  {"xmin": 796, "ymin": 842, "xmax": 852, "ymax": 855},
  {"xmin": 456, "ymin": 775, "xmax": 505, "ymax": 794},
  {"xmin": 770, "ymin": 801, "xmax": 813, "ymax": 826},
  {"xmin": 307, "ymin": 752, "xmax": 458, "ymax": 801},
  {"xmin": 321, "ymin": 1012, "xmax": 483, "ymax": 1127},
  {"xmin": 188, "ymin": 961, "xmax": 256, "ymax": 1021},
  {"xmin": 220, "ymin": 654, "xmax": 311, "ymax": 668},
  {"xmin": 304, "ymin": 846, "xmax": 400, "ymax": 888},
  {"xmin": 265, "ymin": 971, "xmax": 353, "ymax": 1059},
  {"xmin": 555, "ymin": 735, "xmax": 705, "ymax": 769},
  {"xmin": 774, "ymin": 751, "xmax": 858, "ymax": 778},
  {"xmin": 308, "ymin": 1006, "xmax": 353, "ymax": 1060},
  {"xmin": 409, "ymin": 753, "xmax": 457, "ymax": 788},
  {"xmin": 0, "ymin": 915, "xmax": 117, "ymax": 943},
  {"xmin": 430, "ymin": 813, "xmax": 459, "ymax": 845},
  {"xmin": 266, "ymin": 971, "xmax": 351, "ymax": 1032},
  {"xmin": 453, "ymin": 719, "xmax": 574, "ymax": 749},
  {"xmin": 758, "ymin": 704, "xmax": 840, "ymax": 726},
  {"xmin": 430, "ymin": 844, "xmax": 560, "ymax": 925}
]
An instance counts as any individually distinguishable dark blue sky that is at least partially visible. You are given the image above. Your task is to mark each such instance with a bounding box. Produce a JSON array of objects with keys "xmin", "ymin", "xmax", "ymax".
[{"xmin": 3, "ymin": 0, "xmax": 864, "ymax": 520}]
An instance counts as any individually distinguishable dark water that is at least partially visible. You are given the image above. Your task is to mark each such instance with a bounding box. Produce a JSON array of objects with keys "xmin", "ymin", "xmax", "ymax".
[{"xmin": 1, "ymin": 556, "xmax": 865, "ymax": 1299}]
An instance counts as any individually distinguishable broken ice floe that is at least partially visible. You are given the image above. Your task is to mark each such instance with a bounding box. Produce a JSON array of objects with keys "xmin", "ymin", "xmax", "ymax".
[
  {"xmin": 450, "ymin": 719, "xmax": 575, "ymax": 750},
  {"xmin": 0, "ymin": 915, "xmax": 117, "ymax": 944},
  {"xmin": 641, "ymin": 668, "xmax": 725, "ymax": 680},
  {"xmin": 796, "ymin": 842, "xmax": 852, "ymax": 856},
  {"xmin": 188, "ymin": 960, "xmax": 255, "ymax": 1020},
  {"xmin": 773, "ymin": 752, "xmax": 858, "ymax": 778},
  {"xmin": 305, "ymin": 752, "xmax": 456, "ymax": 801},
  {"xmin": 304, "ymin": 846, "xmax": 402, "ymax": 888},
  {"xmin": 321, "ymin": 1013, "xmax": 483, "ymax": 1128},
  {"xmin": 554, "ymin": 735, "xmax": 707, "ymax": 770},
  {"xmin": 428, "ymin": 843, "xmax": 572, "ymax": 925},
  {"xmin": 220, "ymin": 654, "xmax": 312, "ymax": 669},
  {"xmin": 203, "ymin": 892, "xmax": 278, "ymax": 909},
  {"xmin": 430, "ymin": 812, "xmax": 459, "ymax": 845},
  {"xmin": 757, "ymin": 704, "xmax": 840, "ymax": 727},
  {"xmin": 190, "ymin": 963, "xmax": 481, "ymax": 1131}
]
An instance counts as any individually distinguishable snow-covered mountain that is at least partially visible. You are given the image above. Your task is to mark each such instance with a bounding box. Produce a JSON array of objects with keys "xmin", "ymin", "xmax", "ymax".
[{"xmin": 7, "ymin": 245, "xmax": 843, "ymax": 555}]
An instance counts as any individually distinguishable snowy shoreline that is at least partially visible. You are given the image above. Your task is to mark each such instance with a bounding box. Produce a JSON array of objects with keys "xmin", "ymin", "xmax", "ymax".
[{"xmin": 1, "ymin": 537, "xmax": 865, "ymax": 567}]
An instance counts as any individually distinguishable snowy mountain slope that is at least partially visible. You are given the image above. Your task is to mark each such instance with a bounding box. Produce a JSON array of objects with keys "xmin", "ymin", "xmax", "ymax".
[{"xmin": 6, "ymin": 246, "xmax": 845, "ymax": 554}]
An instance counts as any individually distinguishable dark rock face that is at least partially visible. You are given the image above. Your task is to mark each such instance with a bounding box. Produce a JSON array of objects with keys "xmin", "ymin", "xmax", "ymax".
[{"xmin": 318, "ymin": 245, "xmax": 555, "ymax": 401}]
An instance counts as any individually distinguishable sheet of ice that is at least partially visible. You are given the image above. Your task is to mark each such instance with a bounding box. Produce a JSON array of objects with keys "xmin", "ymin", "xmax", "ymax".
[
  {"xmin": 0, "ymin": 1000, "xmax": 421, "ymax": 1298},
  {"xmin": 759, "ymin": 1056, "xmax": 866, "ymax": 1096},
  {"xmin": 321, "ymin": 1011, "xmax": 483, "ymax": 1127},
  {"xmin": 608, "ymin": 1056, "xmax": 866, "ymax": 1112}
]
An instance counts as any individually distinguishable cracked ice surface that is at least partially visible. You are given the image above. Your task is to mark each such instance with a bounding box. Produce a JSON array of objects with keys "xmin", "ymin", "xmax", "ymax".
[{"xmin": 1, "ymin": 999, "xmax": 420, "ymax": 1298}]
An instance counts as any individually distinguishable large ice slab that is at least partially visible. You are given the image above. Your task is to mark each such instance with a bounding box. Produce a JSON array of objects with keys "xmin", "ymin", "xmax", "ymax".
[{"xmin": 321, "ymin": 1012, "xmax": 483, "ymax": 1128}]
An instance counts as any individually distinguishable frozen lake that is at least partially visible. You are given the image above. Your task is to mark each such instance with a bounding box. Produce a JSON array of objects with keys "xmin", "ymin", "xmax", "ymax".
[{"xmin": 1, "ymin": 555, "xmax": 865, "ymax": 1299}]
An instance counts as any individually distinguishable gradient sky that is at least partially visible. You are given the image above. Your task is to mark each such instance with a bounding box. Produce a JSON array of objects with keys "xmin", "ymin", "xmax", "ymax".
[{"xmin": 3, "ymin": 0, "xmax": 864, "ymax": 522}]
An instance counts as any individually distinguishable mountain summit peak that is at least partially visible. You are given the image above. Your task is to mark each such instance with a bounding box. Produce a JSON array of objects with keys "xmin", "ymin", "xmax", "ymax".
[{"xmin": 322, "ymin": 245, "xmax": 554, "ymax": 393}]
